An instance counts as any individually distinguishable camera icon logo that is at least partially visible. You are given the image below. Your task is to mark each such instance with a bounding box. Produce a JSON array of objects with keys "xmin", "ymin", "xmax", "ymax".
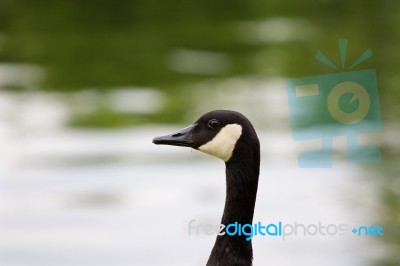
[
  {"xmin": 328, "ymin": 81, "xmax": 370, "ymax": 125},
  {"xmin": 286, "ymin": 39, "xmax": 382, "ymax": 168}
]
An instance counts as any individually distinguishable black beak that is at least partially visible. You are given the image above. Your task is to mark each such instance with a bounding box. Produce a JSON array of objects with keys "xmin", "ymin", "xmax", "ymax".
[{"xmin": 152, "ymin": 124, "xmax": 195, "ymax": 147}]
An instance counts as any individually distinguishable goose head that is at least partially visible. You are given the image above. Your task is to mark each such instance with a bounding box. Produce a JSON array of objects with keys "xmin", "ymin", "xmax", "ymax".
[
  {"xmin": 153, "ymin": 110, "xmax": 260, "ymax": 265},
  {"xmin": 153, "ymin": 110, "xmax": 259, "ymax": 162}
]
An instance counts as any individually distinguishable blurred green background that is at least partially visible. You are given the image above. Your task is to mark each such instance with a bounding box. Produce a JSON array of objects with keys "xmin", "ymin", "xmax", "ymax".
[
  {"xmin": 1, "ymin": 0, "xmax": 399, "ymax": 125},
  {"xmin": 0, "ymin": 0, "xmax": 399, "ymax": 265}
]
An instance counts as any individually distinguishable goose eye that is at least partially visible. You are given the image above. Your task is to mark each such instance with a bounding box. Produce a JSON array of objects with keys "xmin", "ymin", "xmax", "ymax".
[{"xmin": 208, "ymin": 119, "xmax": 220, "ymax": 129}]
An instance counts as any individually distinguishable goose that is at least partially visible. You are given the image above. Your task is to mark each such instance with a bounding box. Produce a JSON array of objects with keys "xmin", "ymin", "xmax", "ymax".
[{"xmin": 153, "ymin": 110, "xmax": 260, "ymax": 266}]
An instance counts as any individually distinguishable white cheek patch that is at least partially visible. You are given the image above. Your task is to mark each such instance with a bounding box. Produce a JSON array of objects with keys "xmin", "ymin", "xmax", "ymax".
[{"xmin": 198, "ymin": 124, "xmax": 242, "ymax": 162}]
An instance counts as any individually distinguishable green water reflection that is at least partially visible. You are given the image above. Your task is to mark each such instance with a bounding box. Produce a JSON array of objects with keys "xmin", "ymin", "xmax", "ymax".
[{"xmin": 0, "ymin": 1, "xmax": 399, "ymax": 125}]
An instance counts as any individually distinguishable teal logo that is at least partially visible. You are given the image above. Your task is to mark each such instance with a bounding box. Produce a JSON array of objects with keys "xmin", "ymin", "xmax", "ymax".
[
  {"xmin": 188, "ymin": 219, "xmax": 384, "ymax": 240},
  {"xmin": 352, "ymin": 225, "xmax": 384, "ymax": 236},
  {"xmin": 287, "ymin": 39, "xmax": 382, "ymax": 168}
]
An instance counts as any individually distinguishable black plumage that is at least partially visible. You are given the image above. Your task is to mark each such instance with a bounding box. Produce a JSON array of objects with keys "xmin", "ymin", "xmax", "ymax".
[{"xmin": 153, "ymin": 110, "xmax": 260, "ymax": 266}]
